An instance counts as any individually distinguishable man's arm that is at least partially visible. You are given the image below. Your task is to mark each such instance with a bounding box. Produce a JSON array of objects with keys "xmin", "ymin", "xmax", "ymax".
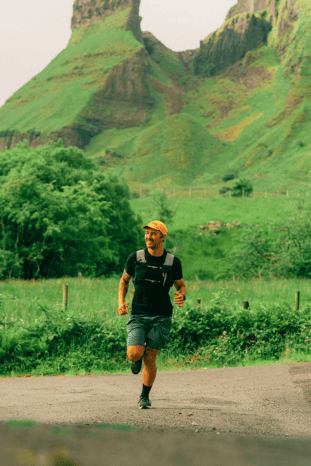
[
  {"xmin": 118, "ymin": 269, "xmax": 132, "ymax": 315},
  {"xmin": 173, "ymin": 278, "xmax": 186, "ymax": 308}
]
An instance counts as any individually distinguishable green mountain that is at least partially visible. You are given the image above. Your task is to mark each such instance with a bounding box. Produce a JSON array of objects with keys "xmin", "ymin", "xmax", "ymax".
[{"xmin": 1, "ymin": 0, "xmax": 311, "ymax": 192}]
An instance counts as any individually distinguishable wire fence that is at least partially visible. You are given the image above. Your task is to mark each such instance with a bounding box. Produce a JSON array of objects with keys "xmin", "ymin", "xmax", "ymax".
[{"xmin": 129, "ymin": 187, "xmax": 310, "ymax": 199}]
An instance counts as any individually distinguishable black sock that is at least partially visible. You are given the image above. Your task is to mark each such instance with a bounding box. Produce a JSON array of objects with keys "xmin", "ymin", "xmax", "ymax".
[{"xmin": 141, "ymin": 384, "xmax": 152, "ymax": 397}]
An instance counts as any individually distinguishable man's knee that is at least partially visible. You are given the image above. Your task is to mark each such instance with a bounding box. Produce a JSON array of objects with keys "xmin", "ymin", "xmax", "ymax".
[{"xmin": 127, "ymin": 345, "xmax": 145, "ymax": 362}]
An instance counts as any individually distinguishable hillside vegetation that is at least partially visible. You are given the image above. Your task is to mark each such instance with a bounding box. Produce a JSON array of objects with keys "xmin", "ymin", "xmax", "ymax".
[{"xmin": 0, "ymin": 0, "xmax": 311, "ymax": 193}]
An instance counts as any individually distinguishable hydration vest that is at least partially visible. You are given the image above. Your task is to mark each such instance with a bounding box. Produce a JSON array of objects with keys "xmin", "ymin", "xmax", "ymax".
[{"xmin": 132, "ymin": 249, "xmax": 175, "ymax": 291}]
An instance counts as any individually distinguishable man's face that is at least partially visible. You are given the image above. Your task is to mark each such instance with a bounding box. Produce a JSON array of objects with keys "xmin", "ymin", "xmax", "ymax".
[{"xmin": 145, "ymin": 228, "xmax": 163, "ymax": 249}]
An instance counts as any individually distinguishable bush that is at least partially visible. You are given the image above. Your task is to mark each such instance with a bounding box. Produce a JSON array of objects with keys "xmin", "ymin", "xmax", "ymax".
[
  {"xmin": 231, "ymin": 178, "xmax": 253, "ymax": 197},
  {"xmin": 228, "ymin": 204, "xmax": 311, "ymax": 279},
  {"xmin": 3, "ymin": 289, "xmax": 311, "ymax": 376},
  {"xmin": 149, "ymin": 188, "xmax": 178, "ymax": 225},
  {"xmin": 0, "ymin": 139, "xmax": 142, "ymax": 279},
  {"xmin": 222, "ymin": 173, "xmax": 236, "ymax": 182},
  {"xmin": 219, "ymin": 186, "xmax": 232, "ymax": 195}
]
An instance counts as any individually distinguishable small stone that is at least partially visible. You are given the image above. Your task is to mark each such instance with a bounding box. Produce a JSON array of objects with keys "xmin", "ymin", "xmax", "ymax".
[
  {"xmin": 192, "ymin": 421, "xmax": 198, "ymax": 426},
  {"xmin": 187, "ymin": 413, "xmax": 193, "ymax": 416}
]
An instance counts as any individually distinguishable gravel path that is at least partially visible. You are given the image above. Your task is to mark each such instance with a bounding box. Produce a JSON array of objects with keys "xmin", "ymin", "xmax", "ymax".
[{"xmin": 1, "ymin": 362, "xmax": 311, "ymax": 465}]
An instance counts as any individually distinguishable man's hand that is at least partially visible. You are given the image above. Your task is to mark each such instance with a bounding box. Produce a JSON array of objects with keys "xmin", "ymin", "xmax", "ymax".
[
  {"xmin": 118, "ymin": 302, "xmax": 129, "ymax": 315},
  {"xmin": 174, "ymin": 292, "xmax": 185, "ymax": 308}
]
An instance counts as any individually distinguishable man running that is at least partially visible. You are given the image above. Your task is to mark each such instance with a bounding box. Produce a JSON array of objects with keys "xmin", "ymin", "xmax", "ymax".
[{"xmin": 118, "ymin": 220, "xmax": 186, "ymax": 409}]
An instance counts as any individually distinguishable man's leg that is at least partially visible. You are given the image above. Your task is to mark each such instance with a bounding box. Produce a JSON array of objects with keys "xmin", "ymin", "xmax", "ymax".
[
  {"xmin": 138, "ymin": 346, "xmax": 159, "ymax": 406},
  {"xmin": 127, "ymin": 345, "xmax": 145, "ymax": 362},
  {"xmin": 142, "ymin": 347, "xmax": 159, "ymax": 387}
]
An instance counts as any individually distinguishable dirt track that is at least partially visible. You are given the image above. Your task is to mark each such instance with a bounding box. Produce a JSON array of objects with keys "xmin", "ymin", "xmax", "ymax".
[{"xmin": 1, "ymin": 362, "xmax": 311, "ymax": 465}]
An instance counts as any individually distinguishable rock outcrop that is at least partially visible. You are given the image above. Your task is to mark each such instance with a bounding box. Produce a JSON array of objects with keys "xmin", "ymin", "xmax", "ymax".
[
  {"xmin": 227, "ymin": 0, "xmax": 269, "ymax": 19},
  {"xmin": 198, "ymin": 221, "xmax": 242, "ymax": 236},
  {"xmin": 0, "ymin": 126, "xmax": 92, "ymax": 152},
  {"xmin": 79, "ymin": 47, "xmax": 154, "ymax": 133},
  {"xmin": 194, "ymin": 12, "xmax": 272, "ymax": 77},
  {"xmin": 71, "ymin": 0, "xmax": 142, "ymax": 42}
]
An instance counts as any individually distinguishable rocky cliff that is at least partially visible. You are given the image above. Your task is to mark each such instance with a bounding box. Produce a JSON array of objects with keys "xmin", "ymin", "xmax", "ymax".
[
  {"xmin": 71, "ymin": 0, "xmax": 142, "ymax": 42},
  {"xmin": 0, "ymin": 0, "xmax": 146, "ymax": 151},
  {"xmin": 78, "ymin": 47, "xmax": 155, "ymax": 134},
  {"xmin": 227, "ymin": 0, "xmax": 269, "ymax": 19},
  {"xmin": 194, "ymin": 12, "xmax": 272, "ymax": 76}
]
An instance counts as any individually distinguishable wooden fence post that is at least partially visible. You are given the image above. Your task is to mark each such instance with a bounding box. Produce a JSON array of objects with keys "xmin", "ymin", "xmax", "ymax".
[
  {"xmin": 78, "ymin": 272, "xmax": 82, "ymax": 284},
  {"xmin": 63, "ymin": 285, "xmax": 68, "ymax": 311},
  {"xmin": 196, "ymin": 298, "xmax": 201, "ymax": 305},
  {"xmin": 243, "ymin": 301, "xmax": 250, "ymax": 309},
  {"xmin": 295, "ymin": 291, "xmax": 300, "ymax": 311},
  {"xmin": 189, "ymin": 188, "xmax": 191, "ymax": 198}
]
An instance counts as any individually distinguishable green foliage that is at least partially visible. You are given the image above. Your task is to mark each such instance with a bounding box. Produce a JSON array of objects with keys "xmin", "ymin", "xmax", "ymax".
[
  {"xmin": 231, "ymin": 179, "xmax": 254, "ymax": 197},
  {"xmin": 2, "ymin": 282, "xmax": 311, "ymax": 376},
  {"xmin": 0, "ymin": 140, "xmax": 141, "ymax": 279},
  {"xmin": 149, "ymin": 188, "xmax": 178, "ymax": 225},
  {"xmin": 229, "ymin": 203, "xmax": 311, "ymax": 279},
  {"xmin": 165, "ymin": 291, "xmax": 311, "ymax": 366}
]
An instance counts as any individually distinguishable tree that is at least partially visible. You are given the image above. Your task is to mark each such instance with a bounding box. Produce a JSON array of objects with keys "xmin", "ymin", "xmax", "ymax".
[
  {"xmin": 0, "ymin": 139, "xmax": 141, "ymax": 279},
  {"xmin": 231, "ymin": 179, "xmax": 253, "ymax": 197},
  {"xmin": 149, "ymin": 188, "xmax": 178, "ymax": 225}
]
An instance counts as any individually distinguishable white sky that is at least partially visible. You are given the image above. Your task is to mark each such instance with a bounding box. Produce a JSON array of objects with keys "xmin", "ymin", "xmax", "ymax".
[{"xmin": 0, "ymin": 0, "xmax": 235, "ymax": 109}]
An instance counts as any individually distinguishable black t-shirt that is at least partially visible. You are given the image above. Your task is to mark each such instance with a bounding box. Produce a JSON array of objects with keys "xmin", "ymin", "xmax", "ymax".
[{"xmin": 125, "ymin": 248, "xmax": 183, "ymax": 317}]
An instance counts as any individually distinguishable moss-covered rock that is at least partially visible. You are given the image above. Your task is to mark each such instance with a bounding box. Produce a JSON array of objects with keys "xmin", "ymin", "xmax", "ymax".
[{"xmin": 194, "ymin": 12, "xmax": 272, "ymax": 77}]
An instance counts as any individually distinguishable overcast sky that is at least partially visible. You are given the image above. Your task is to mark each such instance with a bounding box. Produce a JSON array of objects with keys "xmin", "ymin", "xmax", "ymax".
[{"xmin": 0, "ymin": 0, "xmax": 235, "ymax": 109}]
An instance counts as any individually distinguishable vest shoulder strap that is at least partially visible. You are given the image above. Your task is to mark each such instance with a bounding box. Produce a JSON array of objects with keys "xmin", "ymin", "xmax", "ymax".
[
  {"xmin": 136, "ymin": 249, "xmax": 146, "ymax": 263},
  {"xmin": 163, "ymin": 252, "xmax": 174, "ymax": 267},
  {"xmin": 136, "ymin": 250, "xmax": 174, "ymax": 266}
]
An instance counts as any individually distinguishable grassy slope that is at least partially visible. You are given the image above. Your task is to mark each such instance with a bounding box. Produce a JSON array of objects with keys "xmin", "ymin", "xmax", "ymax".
[
  {"xmin": 87, "ymin": 4, "xmax": 311, "ymax": 192},
  {"xmin": 1, "ymin": 2, "xmax": 311, "ymax": 194},
  {"xmin": 0, "ymin": 9, "xmax": 142, "ymax": 134}
]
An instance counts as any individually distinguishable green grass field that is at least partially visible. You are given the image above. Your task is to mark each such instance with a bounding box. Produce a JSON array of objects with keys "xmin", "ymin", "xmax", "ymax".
[{"xmin": 130, "ymin": 195, "xmax": 305, "ymax": 231}]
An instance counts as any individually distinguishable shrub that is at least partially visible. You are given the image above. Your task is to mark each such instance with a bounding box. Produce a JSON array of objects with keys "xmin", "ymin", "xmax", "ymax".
[
  {"xmin": 219, "ymin": 186, "xmax": 232, "ymax": 195},
  {"xmin": 0, "ymin": 139, "xmax": 142, "ymax": 279},
  {"xmin": 228, "ymin": 204, "xmax": 311, "ymax": 279},
  {"xmin": 231, "ymin": 178, "xmax": 253, "ymax": 197},
  {"xmin": 222, "ymin": 173, "xmax": 236, "ymax": 182}
]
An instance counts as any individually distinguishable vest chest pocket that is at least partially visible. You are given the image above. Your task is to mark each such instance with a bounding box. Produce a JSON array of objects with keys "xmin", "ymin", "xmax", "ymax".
[{"xmin": 133, "ymin": 262, "xmax": 148, "ymax": 286}]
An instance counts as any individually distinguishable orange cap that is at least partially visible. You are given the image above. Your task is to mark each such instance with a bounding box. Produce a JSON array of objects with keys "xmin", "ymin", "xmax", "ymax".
[{"xmin": 143, "ymin": 220, "xmax": 167, "ymax": 238}]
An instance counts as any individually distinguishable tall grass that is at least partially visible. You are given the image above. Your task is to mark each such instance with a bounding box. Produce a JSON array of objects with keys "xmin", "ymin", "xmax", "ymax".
[{"xmin": 1, "ymin": 277, "xmax": 311, "ymax": 378}]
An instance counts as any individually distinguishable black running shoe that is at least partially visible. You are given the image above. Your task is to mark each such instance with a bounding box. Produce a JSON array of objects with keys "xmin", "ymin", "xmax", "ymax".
[
  {"xmin": 138, "ymin": 395, "xmax": 151, "ymax": 409},
  {"xmin": 131, "ymin": 356, "xmax": 143, "ymax": 375}
]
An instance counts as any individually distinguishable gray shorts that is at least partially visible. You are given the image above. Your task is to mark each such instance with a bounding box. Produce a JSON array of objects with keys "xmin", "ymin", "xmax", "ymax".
[{"xmin": 126, "ymin": 315, "xmax": 172, "ymax": 351}]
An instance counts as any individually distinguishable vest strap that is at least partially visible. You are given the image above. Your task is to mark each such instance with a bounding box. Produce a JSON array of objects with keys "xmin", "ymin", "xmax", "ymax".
[
  {"xmin": 136, "ymin": 249, "xmax": 174, "ymax": 266},
  {"xmin": 136, "ymin": 249, "xmax": 146, "ymax": 263},
  {"xmin": 163, "ymin": 252, "xmax": 174, "ymax": 267}
]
